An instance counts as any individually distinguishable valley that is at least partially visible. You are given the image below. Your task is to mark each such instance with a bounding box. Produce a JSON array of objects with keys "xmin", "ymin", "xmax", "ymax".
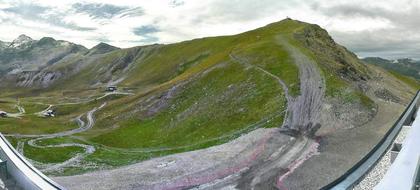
[{"xmin": 0, "ymin": 19, "xmax": 417, "ymax": 189}]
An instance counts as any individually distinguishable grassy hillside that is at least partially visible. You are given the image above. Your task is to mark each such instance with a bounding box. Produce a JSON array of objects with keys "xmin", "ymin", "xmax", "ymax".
[
  {"xmin": 1, "ymin": 19, "xmax": 412, "ymax": 176},
  {"xmin": 363, "ymin": 57, "xmax": 420, "ymax": 80},
  {"xmin": 389, "ymin": 71, "xmax": 420, "ymax": 89}
]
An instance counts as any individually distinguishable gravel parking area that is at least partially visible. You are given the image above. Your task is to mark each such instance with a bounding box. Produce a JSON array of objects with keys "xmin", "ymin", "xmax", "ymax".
[{"xmin": 352, "ymin": 125, "xmax": 411, "ymax": 190}]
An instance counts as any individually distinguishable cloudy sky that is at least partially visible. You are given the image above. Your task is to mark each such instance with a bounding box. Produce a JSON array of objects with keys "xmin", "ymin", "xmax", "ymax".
[{"xmin": 0, "ymin": 0, "xmax": 419, "ymax": 59}]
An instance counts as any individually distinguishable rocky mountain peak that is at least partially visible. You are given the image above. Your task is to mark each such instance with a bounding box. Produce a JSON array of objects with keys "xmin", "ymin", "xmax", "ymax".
[
  {"xmin": 16, "ymin": 34, "xmax": 32, "ymax": 40},
  {"xmin": 88, "ymin": 42, "xmax": 120, "ymax": 55},
  {"xmin": 9, "ymin": 34, "xmax": 34, "ymax": 49}
]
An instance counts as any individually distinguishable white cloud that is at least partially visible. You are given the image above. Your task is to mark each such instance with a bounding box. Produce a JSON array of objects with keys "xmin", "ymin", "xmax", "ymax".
[{"xmin": 0, "ymin": 0, "xmax": 419, "ymax": 58}]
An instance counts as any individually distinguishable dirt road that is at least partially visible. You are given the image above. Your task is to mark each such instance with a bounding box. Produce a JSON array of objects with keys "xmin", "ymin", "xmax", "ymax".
[
  {"xmin": 6, "ymin": 104, "xmax": 25, "ymax": 118},
  {"xmin": 55, "ymin": 35, "xmax": 325, "ymax": 190},
  {"xmin": 34, "ymin": 104, "xmax": 52, "ymax": 117},
  {"xmin": 7, "ymin": 103, "xmax": 106, "ymax": 172}
]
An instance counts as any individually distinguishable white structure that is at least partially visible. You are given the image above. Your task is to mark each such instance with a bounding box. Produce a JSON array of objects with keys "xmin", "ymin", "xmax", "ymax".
[
  {"xmin": 43, "ymin": 110, "xmax": 55, "ymax": 117},
  {"xmin": 106, "ymin": 86, "xmax": 117, "ymax": 92},
  {"xmin": 0, "ymin": 133, "xmax": 64, "ymax": 189},
  {"xmin": 375, "ymin": 111, "xmax": 420, "ymax": 190},
  {"xmin": 0, "ymin": 111, "xmax": 6, "ymax": 117}
]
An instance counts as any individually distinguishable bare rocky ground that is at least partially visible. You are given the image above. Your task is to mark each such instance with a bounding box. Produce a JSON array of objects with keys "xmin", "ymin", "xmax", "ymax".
[
  {"xmin": 0, "ymin": 22, "xmax": 414, "ymax": 190},
  {"xmin": 55, "ymin": 127, "xmax": 278, "ymax": 189},
  {"xmin": 55, "ymin": 35, "xmax": 326, "ymax": 190},
  {"xmin": 281, "ymin": 65, "xmax": 415, "ymax": 189},
  {"xmin": 54, "ymin": 46, "xmax": 415, "ymax": 190}
]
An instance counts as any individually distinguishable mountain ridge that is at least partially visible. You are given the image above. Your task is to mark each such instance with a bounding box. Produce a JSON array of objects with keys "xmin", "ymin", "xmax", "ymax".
[
  {"xmin": 363, "ymin": 57, "xmax": 420, "ymax": 80},
  {"xmin": 0, "ymin": 19, "xmax": 417, "ymax": 190},
  {"xmin": 87, "ymin": 42, "xmax": 120, "ymax": 55}
]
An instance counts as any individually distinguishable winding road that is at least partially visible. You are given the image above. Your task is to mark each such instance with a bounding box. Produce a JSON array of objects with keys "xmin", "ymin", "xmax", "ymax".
[
  {"xmin": 56, "ymin": 91, "xmax": 134, "ymax": 106},
  {"xmin": 6, "ymin": 103, "xmax": 25, "ymax": 118},
  {"xmin": 2, "ymin": 35, "xmax": 326, "ymax": 189},
  {"xmin": 2, "ymin": 91, "xmax": 135, "ymax": 174},
  {"xmin": 6, "ymin": 103, "xmax": 106, "ymax": 172},
  {"xmin": 55, "ymin": 35, "xmax": 325, "ymax": 190}
]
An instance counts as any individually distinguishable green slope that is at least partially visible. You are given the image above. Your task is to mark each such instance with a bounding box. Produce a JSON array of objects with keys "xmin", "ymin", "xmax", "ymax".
[
  {"xmin": 72, "ymin": 19, "xmax": 309, "ymax": 148},
  {"xmin": 1, "ymin": 19, "xmax": 404, "ymax": 175},
  {"xmin": 363, "ymin": 57, "xmax": 420, "ymax": 80}
]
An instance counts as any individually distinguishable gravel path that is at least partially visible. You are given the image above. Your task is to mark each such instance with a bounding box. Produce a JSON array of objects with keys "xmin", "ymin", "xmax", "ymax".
[
  {"xmin": 55, "ymin": 91, "xmax": 134, "ymax": 106},
  {"xmin": 275, "ymin": 36, "xmax": 324, "ymax": 134},
  {"xmin": 55, "ymin": 34, "xmax": 325, "ymax": 190},
  {"xmin": 34, "ymin": 104, "xmax": 52, "ymax": 117},
  {"xmin": 352, "ymin": 125, "xmax": 411, "ymax": 190},
  {"xmin": 6, "ymin": 104, "xmax": 25, "ymax": 118},
  {"xmin": 6, "ymin": 103, "xmax": 106, "ymax": 173},
  {"xmin": 2, "ymin": 91, "xmax": 133, "ymax": 174},
  {"xmin": 230, "ymin": 35, "xmax": 325, "ymax": 189},
  {"xmin": 54, "ymin": 127, "xmax": 280, "ymax": 190}
]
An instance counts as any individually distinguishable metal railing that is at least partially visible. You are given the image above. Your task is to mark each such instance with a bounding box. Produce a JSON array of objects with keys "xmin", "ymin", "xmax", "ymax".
[
  {"xmin": 0, "ymin": 133, "xmax": 65, "ymax": 190},
  {"xmin": 320, "ymin": 90, "xmax": 420, "ymax": 190},
  {"xmin": 375, "ymin": 102, "xmax": 420, "ymax": 190}
]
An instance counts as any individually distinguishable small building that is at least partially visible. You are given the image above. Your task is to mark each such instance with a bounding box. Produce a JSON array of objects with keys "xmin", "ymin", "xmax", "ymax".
[
  {"xmin": 106, "ymin": 86, "xmax": 117, "ymax": 92},
  {"xmin": 43, "ymin": 110, "xmax": 55, "ymax": 117},
  {"xmin": 0, "ymin": 111, "xmax": 7, "ymax": 117}
]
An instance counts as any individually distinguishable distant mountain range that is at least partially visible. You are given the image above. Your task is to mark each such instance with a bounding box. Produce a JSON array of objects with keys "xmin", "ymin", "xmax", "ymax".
[
  {"xmin": 0, "ymin": 34, "xmax": 119, "ymax": 87},
  {"xmin": 362, "ymin": 57, "xmax": 420, "ymax": 80},
  {"xmin": 0, "ymin": 19, "xmax": 418, "ymax": 189}
]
